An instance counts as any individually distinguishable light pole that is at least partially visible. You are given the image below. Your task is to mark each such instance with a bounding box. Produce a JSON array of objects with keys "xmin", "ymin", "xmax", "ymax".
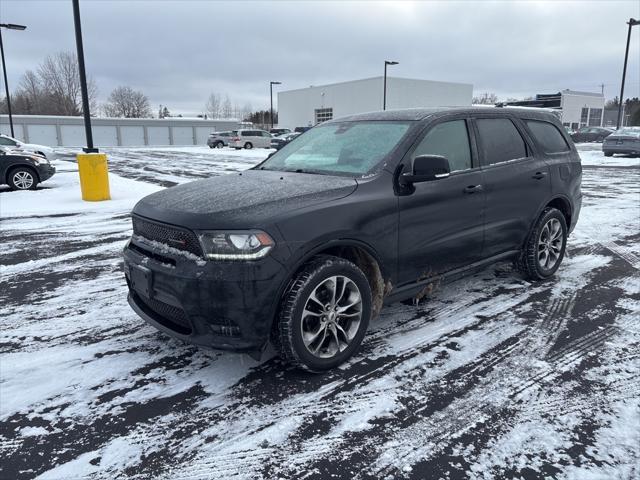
[
  {"xmin": 0, "ymin": 23, "xmax": 27, "ymax": 138},
  {"xmin": 270, "ymin": 81, "xmax": 281, "ymax": 129},
  {"xmin": 617, "ymin": 18, "xmax": 639, "ymax": 129},
  {"xmin": 383, "ymin": 60, "xmax": 398, "ymax": 110},
  {"xmin": 72, "ymin": 0, "xmax": 97, "ymax": 153}
]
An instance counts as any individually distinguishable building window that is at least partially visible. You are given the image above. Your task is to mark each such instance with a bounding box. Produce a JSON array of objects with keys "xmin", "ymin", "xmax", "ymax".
[
  {"xmin": 315, "ymin": 108, "xmax": 333, "ymax": 124},
  {"xmin": 588, "ymin": 108, "xmax": 603, "ymax": 127},
  {"xmin": 580, "ymin": 107, "xmax": 589, "ymax": 127}
]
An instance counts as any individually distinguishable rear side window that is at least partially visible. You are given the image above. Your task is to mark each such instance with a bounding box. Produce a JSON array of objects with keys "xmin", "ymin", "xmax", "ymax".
[
  {"xmin": 476, "ymin": 118, "xmax": 527, "ymax": 165},
  {"xmin": 413, "ymin": 120, "xmax": 472, "ymax": 172},
  {"xmin": 526, "ymin": 120, "xmax": 570, "ymax": 153}
]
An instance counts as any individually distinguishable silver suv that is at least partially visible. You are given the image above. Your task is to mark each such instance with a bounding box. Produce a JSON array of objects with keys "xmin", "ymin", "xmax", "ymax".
[
  {"xmin": 228, "ymin": 129, "xmax": 272, "ymax": 149},
  {"xmin": 207, "ymin": 131, "xmax": 235, "ymax": 149}
]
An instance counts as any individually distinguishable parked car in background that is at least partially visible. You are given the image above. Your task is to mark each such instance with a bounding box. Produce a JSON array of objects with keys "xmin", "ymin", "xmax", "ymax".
[
  {"xmin": 227, "ymin": 129, "xmax": 272, "ymax": 149},
  {"xmin": 569, "ymin": 127, "xmax": 614, "ymax": 143},
  {"xmin": 294, "ymin": 126, "xmax": 312, "ymax": 133},
  {"xmin": 124, "ymin": 106, "xmax": 581, "ymax": 371},
  {"xmin": 207, "ymin": 131, "xmax": 235, "ymax": 148},
  {"xmin": 0, "ymin": 134, "xmax": 56, "ymax": 159},
  {"xmin": 0, "ymin": 146, "xmax": 56, "ymax": 190},
  {"xmin": 270, "ymin": 128, "xmax": 291, "ymax": 136},
  {"xmin": 270, "ymin": 132, "xmax": 301, "ymax": 150},
  {"xmin": 602, "ymin": 127, "xmax": 640, "ymax": 157}
]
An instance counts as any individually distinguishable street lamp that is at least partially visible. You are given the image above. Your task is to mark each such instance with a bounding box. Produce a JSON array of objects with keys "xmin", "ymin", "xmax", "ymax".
[
  {"xmin": 383, "ymin": 60, "xmax": 398, "ymax": 110},
  {"xmin": 0, "ymin": 23, "xmax": 27, "ymax": 138},
  {"xmin": 270, "ymin": 81, "xmax": 281, "ymax": 129},
  {"xmin": 617, "ymin": 18, "xmax": 640, "ymax": 129},
  {"xmin": 72, "ymin": 0, "xmax": 97, "ymax": 153}
]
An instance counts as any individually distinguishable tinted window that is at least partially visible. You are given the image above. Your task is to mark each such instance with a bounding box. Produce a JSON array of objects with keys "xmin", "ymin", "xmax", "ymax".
[
  {"xmin": 0, "ymin": 137, "xmax": 16, "ymax": 146},
  {"xmin": 526, "ymin": 120, "xmax": 570, "ymax": 153},
  {"xmin": 476, "ymin": 118, "xmax": 527, "ymax": 165},
  {"xmin": 413, "ymin": 120, "xmax": 472, "ymax": 172}
]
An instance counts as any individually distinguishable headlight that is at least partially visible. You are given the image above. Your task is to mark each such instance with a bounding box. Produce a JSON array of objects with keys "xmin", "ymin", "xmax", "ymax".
[
  {"xmin": 31, "ymin": 156, "xmax": 49, "ymax": 165},
  {"xmin": 197, "ymin": 230, "xmax": 275, "ymax": 260}
]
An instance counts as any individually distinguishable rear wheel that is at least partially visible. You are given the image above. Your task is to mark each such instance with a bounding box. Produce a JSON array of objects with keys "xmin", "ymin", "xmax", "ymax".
[
  {"xmin": 518, "ymin": 208, "xmax": 567, "ymax": 280},
  {"xmin": 274, "ymin": 255, "xmax": 372, "ymax": 371},
  {"xmin": 8, "ymin": 167, "xmax": 38, "ymax": 190},
  {"xmin": 244, "ymin": 142, "xmax": 253, "ymax": 149},
  {"xmin": 215, "ymin": 141, "xmax": 224, "ymax": 148}
]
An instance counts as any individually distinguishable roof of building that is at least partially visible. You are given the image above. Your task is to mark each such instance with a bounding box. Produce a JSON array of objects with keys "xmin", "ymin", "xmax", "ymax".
[{"xmin": 279, "ymin": 76, "xmax": 473, "ymax": 94}]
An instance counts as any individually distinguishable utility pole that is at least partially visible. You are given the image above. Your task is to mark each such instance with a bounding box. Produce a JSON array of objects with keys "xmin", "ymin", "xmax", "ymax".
[
  {"xmin": 617, "ymin": 18, "xmax": 640, "ymax": 129},
  {"xmin": 72, "ymin": 0, "xmax": 97, "ymax": 152},
  {"xmin": 0, "ymin": 23, "xmax": 27, "ymax": 138}
]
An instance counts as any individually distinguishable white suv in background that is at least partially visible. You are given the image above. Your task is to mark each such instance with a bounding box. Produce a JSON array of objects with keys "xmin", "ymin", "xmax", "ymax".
[
  {"xmin": 227, "ymin": 129, "xmax": 273, "ymax": 149},
  {"xmin": 0, "ymin": 134, "xmax": 56, "ymax": 159}
]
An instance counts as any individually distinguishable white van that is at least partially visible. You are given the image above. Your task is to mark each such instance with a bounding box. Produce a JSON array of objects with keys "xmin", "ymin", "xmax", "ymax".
[{"xmin": 227, "ymin": 129, "xmax": 272, "ymax": 149}]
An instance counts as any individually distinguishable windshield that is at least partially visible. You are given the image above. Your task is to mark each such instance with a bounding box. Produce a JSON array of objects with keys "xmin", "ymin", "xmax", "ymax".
[
  {"xmin": 258, "ymin": 121, "xmax": 412, "ymax": 176},
  {"xmin": 616, "ymin": 127, "xmax": 640, "ymax": 136}
]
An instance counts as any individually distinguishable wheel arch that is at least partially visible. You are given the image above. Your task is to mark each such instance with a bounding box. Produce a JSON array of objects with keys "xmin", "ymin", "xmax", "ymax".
[
  {"xmin": 544, "ymin": 195, "xmax": 572, "ymax": 227},
  {"xmin": 282, "ymin": 239, "xmax": 388, "ymax": 319},
  {"xmin": 6, "ymin": 163, "xmax": 39, "ymax": 185}
]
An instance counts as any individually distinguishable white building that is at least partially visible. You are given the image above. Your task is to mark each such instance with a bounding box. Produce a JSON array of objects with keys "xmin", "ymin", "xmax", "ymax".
[
  {"xmin": 559, "ymin": 90, "xmax": 605, "ymax": 130},
  {"xmin": 277, "ymin": 76, "xmax": 473, "ymax": 128},
  {"xmin": 505, "ymin": 90, "xmax": 605, "ymax": 130}
]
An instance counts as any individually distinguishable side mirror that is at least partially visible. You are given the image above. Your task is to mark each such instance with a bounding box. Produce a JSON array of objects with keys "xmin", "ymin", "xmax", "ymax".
[{"xmin": 401, "ymin": 155, "xmax": 450, "ymax": 184}]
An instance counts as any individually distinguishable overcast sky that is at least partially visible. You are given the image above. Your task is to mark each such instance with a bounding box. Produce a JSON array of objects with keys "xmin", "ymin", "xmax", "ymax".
[{"xmin": 2, "ymin": 0, "xmax": 639, "ymax": 115}]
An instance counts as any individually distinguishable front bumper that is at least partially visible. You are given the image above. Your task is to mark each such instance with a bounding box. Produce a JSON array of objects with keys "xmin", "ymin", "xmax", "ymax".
[
  {"xmin": 36, "ymin": 164, "xmax": 56, "ymax": 182},
  {"xmin": 123, "ymin": 237, "xmax": 289, "ymax": 352}
]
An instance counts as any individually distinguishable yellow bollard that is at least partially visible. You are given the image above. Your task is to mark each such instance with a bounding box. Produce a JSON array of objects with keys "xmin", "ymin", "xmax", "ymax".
[{"xmin": 77, "ymin": 153, "xmax": 111, "ymax": 201}]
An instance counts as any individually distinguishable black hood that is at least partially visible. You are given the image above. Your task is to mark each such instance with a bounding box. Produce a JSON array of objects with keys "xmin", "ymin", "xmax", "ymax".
[{"xmin": 132, "ymin": 169, "xmax": 358, "ymax": 230}]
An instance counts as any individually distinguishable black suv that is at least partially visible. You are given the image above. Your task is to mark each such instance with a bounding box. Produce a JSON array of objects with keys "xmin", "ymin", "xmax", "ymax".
[
  {"xmin": 0, "ymin": 146, "xmax": 56, "ymax": 190},
  {"xmin": 124, "ymin": 107, "xmax": 582, "ymax": 371}
]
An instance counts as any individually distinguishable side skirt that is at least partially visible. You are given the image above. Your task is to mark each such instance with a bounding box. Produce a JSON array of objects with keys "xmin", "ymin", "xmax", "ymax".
[{"xmin": 383, "ymin": 250, "xmax": 520, "ymax": 305}]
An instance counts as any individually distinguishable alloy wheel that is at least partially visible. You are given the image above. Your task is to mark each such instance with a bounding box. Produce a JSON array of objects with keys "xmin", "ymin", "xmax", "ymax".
[
  {"xmin": 538, "ymin": 218, "xmax": 563, "ymax": 270},
  {"xmin": 13, "ymin": 171, "xmax": 34, "ymax": 190},
  {"xmin": 301, "ymin": 275, "xmax": 363, "ymax": 359}
]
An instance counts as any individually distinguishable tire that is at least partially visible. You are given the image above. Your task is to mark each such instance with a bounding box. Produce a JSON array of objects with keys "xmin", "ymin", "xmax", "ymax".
[
  {"xmin": 604, "ymin": 152, "xmax": 613, "ymax": 157},
  {"xmin": 274, "ymin": 255, "xmax": 372, "ymax": 371},
  {"xmin": 517, "ymin": 208, "xmax": 567, "ymax": 280},
  {"xmin": 215, "ymin": 141, "xmax": 224, "ymax": 148},
  {"xmin": 244, "ymin": 142, "xmax": 253, "ymax": 149},
  {"xmin": 7, "ymin": 167, "xmax": 38, "ymax": 190},
  {"xmin": 208, "ymin": 145, "xmax": 214, "ymax": 149}
]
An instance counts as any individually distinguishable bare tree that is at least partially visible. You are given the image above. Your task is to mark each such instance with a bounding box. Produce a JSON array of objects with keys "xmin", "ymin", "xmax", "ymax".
[
  {"xmin": 241, "ymin": 102, "xmax": 253, "ymax": 121},
  {"xmin": 205, "ymin": 93, "xmax": 221, "ymax": 119},
  {"xmin": 38, "ymin": 51, "xmax": 98, "ymax": 115},
  {"xmin": 222, "ymin": 94, "xmax": 233, "ymax": 118},
  {"xmin": 103, "ymin": 86, "xmax": 152, "ymax": 118},
  {"xmin": 472, "ymin": 92, "xmax": 499, "ymax": 105}
]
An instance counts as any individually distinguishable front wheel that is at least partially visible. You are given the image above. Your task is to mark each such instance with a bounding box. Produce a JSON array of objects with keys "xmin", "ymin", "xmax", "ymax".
[
  {"xmin": 244, "ymin": 142, "xmax": 253, "ymax": 149},
  {"xmin": 8, "ymin": 167, "xmax": 38, "ymax": 190},
  {"xmin": 215, "ymin": 141, "xmax": 224, "ymax": 148},
  {"xmin": 274, "ymin": 255, "xmax": 372, "ymax": 371},
  {"xmin": 517, "ymin": 208, "xmax": 567, "ymax": 280}
]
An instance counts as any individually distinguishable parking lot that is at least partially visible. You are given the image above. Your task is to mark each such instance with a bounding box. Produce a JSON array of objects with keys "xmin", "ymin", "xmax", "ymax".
[{"xmin": 1, "ymin": 145, "xmax": 639, "ymax": 479}]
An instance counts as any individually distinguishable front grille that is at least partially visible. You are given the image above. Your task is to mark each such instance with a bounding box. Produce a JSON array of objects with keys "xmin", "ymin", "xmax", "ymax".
[
  {"xmin": 132, "ymin": 215, "xmax": 202, "ymax": 257},
  {"xmin": 138, "ymin": 294, "xmax": 192, "ymax": 335}
]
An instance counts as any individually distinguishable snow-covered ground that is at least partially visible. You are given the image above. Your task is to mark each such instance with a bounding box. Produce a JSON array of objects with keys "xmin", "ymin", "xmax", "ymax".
[{"xmin": 1, "ymin": 145, "xmax": 639, "ymax": 480}]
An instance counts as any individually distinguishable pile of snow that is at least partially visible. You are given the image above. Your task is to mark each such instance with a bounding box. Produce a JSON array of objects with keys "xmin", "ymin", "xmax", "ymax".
[{"xmin": 0, "ymin": 160, "xmax": 161, "ymax": 218}]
